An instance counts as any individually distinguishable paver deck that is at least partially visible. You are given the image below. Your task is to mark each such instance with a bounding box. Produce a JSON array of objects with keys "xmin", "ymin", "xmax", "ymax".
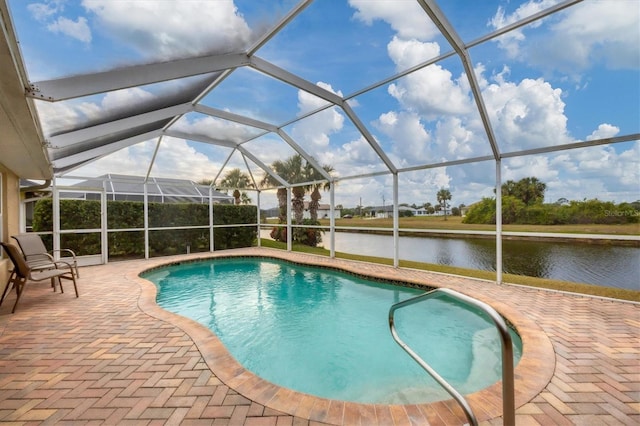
[{"xmin": 0, "ymin": 247, "xmax": 638, "ymax": 425}]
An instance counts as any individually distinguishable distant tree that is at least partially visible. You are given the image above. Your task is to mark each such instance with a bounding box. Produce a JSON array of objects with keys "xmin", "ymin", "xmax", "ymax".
[
  {"xmin": 423, "ymin": 202, "xmax": 435, "ymax": 214},
  {"xmin": 501, "ymin": 177, "xmax": 546, "ymax": 206},
  {"xmin": 340, "ymin": 207, "xmax": 356, "ymax": 216},
  {"xmin": 305, "ymin": 161, "xmax": 334, "ymax": 222},
  {"xmin": 437, "ymin": 188, "xmax": 452, "ymax": 221},
  {"xmin": 260, "ymin": 154, "xmax": 333, "ymax": 246},
  {"xmin": 220, "ymin": 168, "xmax": 253, "ymax": 205},
  {"xmin": 451, "ymin": 206, "xmax": 460, "ymax": 216},
  {"xmin": 260, "ymin": 159, "xmax": 291, "ymax": 223}
]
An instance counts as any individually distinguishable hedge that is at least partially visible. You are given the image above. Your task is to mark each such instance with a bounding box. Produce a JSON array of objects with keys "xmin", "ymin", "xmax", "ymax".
[
  {"xmin": 463, "ymin": 197, "xmax": 639, "ymax": 225},
  {"xmin": 32, "ymin": 198, "xmax": 257, "ymax": 258}
]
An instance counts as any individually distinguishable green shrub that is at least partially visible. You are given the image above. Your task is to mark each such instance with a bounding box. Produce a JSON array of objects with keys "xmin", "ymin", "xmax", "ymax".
[
  {"xmin": 463, "ymin": 198, "xmax": 496, "ymax": 224},
  {"xmin": 462, "ymin": 196, "xmax": 638, "ymax": 225},
  {"xmin": 32, "ymin": 199, "xmax": 257, "ymax": 257}
]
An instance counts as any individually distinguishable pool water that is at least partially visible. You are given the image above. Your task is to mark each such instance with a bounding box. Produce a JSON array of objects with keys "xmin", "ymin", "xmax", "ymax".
[{"xmin": 144, "ymin": 257, "xmax": 522, "ymax": 404}]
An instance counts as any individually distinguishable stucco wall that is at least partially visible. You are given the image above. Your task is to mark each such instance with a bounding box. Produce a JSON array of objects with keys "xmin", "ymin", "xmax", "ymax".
[{"xmin": 1, "ymin": 166, "xmax": 21, "ymax": 291}]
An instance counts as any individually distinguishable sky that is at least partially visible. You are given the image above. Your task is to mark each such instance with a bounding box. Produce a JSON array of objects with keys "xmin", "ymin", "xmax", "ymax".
[{"xmin": 7, "ymin": 0, "xmax": 640, "ymax": 209}]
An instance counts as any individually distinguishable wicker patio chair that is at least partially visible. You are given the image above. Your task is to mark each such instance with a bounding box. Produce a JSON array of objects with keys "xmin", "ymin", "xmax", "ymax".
[{"xmin": 0, "ymin": 242, "xmax": 79, "ymax": 313}]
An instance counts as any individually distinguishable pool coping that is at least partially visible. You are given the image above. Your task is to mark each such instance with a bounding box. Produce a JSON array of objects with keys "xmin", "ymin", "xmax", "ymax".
[{"xmin": 131, "ymin": 248, "xmax": 556, "ymax": 425}]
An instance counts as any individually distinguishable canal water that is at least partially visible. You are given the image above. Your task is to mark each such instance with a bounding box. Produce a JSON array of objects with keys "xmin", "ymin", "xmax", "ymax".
[{"xmin": 262, "ymin": 230, "xmax": 639, "ymax": 290}]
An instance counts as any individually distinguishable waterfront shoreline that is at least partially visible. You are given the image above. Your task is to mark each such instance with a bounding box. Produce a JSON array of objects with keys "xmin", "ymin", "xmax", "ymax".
[{"xmin": 337, "ymin": 228, "xmax": 640, "ymax": 247}]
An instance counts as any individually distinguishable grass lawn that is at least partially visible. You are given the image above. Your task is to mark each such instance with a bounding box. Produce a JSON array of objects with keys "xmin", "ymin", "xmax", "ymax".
[{"xmin": 258, "ymin": 238, "xmax": 640, "ymax": 302}]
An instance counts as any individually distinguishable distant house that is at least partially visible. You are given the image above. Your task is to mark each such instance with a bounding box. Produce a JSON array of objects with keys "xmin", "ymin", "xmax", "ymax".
[
  {"xmin": 366, "ymin": 205, "xmax": 442, "ymax": 218},
  {"xmin": 365, "ymin": 205, "xmax": 390, "ymax": 218},
  {"xmin": 303, "ymin": 202, "xmax": 341, "ymax": 219}
]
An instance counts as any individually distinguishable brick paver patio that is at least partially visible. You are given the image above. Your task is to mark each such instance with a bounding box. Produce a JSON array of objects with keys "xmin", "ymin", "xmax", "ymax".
[{"xmin": 0, "ymin": 247, "xmax": 638, "ymax": 425}]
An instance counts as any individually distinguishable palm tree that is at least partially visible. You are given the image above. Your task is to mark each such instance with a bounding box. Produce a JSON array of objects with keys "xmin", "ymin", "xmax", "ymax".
[
  {"xmin": 437, "ymin": 188, "xmax": 452, "ymax": 221},
  {"xmin": 284, "ymin": 155, "xmax": 307, "ymax": 225},
  {"xmin": 259, "ymin": 159, "xmax": 289, "ymax": 223},
  {"xmin": 220, "ymin": 168, "xmax": 253, "ymax": 205},
  {"xmin": 260, "ymin": 154, "xmax": 334, "ymax": 245},
  {"xmin": 305, "ymin": 162, "xmax": 334, "ymax": 221}
]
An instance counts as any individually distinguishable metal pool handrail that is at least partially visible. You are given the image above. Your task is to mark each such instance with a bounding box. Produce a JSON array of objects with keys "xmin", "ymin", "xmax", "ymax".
[{"xmin": 388, "ymin": 287, "xmax": 515, "ymax": 426}]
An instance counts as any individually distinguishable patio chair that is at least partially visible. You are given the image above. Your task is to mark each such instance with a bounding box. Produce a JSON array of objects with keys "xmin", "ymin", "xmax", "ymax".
[
  {"xmin": 12, "ymin": 233, "xmax": 79, "ymax": 278},
  {"xmin": 1, "ymin": 242, "xmax": 79, "ymax": 313}
]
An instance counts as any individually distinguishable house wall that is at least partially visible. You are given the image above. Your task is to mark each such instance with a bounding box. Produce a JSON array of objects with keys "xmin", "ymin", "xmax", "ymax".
[
  {"xmin": 302, "ymin": 208, "xmax": 341, "ymax": 220},
  {"xmin": 0, "ymin": 166, "xmax": 21, "ymax": 288}
]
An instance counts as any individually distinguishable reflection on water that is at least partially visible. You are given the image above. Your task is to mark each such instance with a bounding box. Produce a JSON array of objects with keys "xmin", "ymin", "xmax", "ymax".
[{"xmin": 261, "ymin": 231, "xmax": 639, "ymax": 290}]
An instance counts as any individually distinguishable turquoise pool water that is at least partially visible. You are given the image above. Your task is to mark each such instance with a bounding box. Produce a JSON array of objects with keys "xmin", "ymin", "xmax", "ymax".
[{"xmin": 144, "ymin": 257, "xmax": 522, "ymax": 404}]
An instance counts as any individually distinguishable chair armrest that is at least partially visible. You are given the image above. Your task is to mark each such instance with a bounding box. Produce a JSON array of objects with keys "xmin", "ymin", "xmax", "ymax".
[
  {"xmin": 51, "ymin": 248, "xmax": 77, "ymax": 259},
  {"xmin": 52, "ymin": 259, "xmax": 75, "ymax": 270}
]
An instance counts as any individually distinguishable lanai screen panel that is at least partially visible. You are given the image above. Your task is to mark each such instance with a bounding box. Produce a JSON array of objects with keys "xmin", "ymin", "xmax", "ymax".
[
  {"xmin": 350, "ymin": 60, "xmax": 495, "ymax": 171},
  {"xmin": 172, "ymin": 112, "xmax": 267, "ymax": 145},
  {"xmin": 199, "ymin": 67, "xmax": 306, "ymax": 125},
  {"xmin": 282, "ymin": 106, "xmax": 391, "ymax": 180},
  {"xmin": 256, "ymin": 0, "xmax": 408, "ymax": 96}
]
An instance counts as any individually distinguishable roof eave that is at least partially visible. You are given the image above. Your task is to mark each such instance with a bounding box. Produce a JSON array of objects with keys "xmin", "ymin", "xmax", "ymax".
[{"xmin": 0, "ymin": 3, "xmax": 52, "ymax": 180}]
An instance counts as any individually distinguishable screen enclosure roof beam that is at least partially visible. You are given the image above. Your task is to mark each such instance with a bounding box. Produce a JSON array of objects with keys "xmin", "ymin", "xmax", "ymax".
[
  {"xmin": 417, "ymin": 0, "xmax": 501, "ymax": 161},
  {"xmin": 52, "ymin": 130, "xmax": 163, "ymax": 171},
  {"xmin": 250, "ymin": 56, "xmax": 344, "ymax": 106},
  {"xmin": 28, "ymin": 52, "xmax": 250, "ymax": 102},
  {"xmin": 48, "ymin": 103, "xmax": 192, "ymax": 148}
]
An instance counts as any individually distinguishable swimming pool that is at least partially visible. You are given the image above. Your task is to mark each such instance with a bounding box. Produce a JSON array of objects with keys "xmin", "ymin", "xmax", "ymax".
[{"xmin": 143, "ymin": 257, "xmax": 522, "ymax": 404}]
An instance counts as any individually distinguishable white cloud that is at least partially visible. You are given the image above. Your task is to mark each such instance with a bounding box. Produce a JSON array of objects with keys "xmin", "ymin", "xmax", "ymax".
[
  {"xmin": 71, "ymin": 139, "xmax": 158, "ymax": 177},
  {"xmin": 586, "ymin": 124, "xmax": 620, "ymax": 141},
  {"xmin": 546, "ymin": 1, "xmax": 640, "ymax": 71},
  {"xmin": 387, "ymin": 36, "xmax": 440, "ymax": 70},
  {"xmin": 349, "ymin": 0, "xmax": 439, "ymax": 41},
  {"xmin": 296, "ymin": 81, "xmax": 340, "ymax": 115},
  {"xmin": 172, "ymin": 115, "xmax": 259, "ymax": 144},
  {"xmin": 488, "ymin": 0, "xmax": 559, "ymax": 58},
  {"xmin": 150, "ymin": 137, "xmax": 222, "ymax": 179},
  {"xmin": 503, "ymin": 156, "xmax": 559, "ymax": 184},
  {"xmin": 47, "ymin": 16, "xmax": 91, "ymax": 43},
  {"xmin": 339, "ymin": 136, "xmax": 385, "ymax": 167},
  {"xmin": 501, "ymin": 141, "xmax": 640, "ymax": 204},
  {"xmin": 101, "ymin": 87, "xmax": 155, "ymax": 111},
  {"xmin": 37, "ymin": 87, "xmax": 157, "ymax": 137},
  {"xmin": 389, "ymin": 64, "xmax": 473, "ymax": 118},
  {"xmin": 70, "ymin": 136, "xmax": 223, "ymax": 181},
  {"xmin": 291, "ymin": 82, "xmax": 345, "ymax": 150},
  {"xmin": 36, "ymin": 101, "xmax": 82, "ymax": 137},
  {"xmin": 28, "ymin": 1, "xmax": 64, "ymax": 21},
  {"xmin": 482, "ymin": 74, "xmax": 572, "ymax": 150},
  {"xmin": 490, "ymin": 0, "xmax": 640, "ymax": 74},
  {"xmin": 435, "ymin": 117, "xmax": 478, "ymax": 159},
  {"xmin": 374, "ymin": 110, "xmax": 433, "ymax": 166},
  {"xmin": 81, "ymin": 0, "xmax": 252, "ymax": 59}
]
